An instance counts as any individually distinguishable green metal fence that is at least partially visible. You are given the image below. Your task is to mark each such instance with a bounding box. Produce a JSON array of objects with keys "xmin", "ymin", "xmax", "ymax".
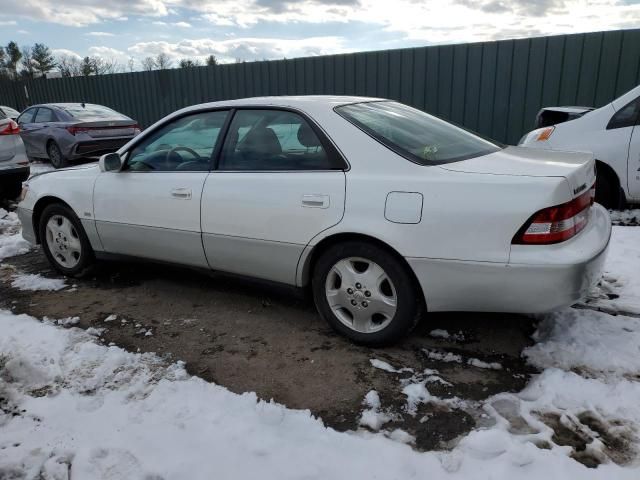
[{"xmin": 1, "ymin": 28, "xmax": 639, "ymax": 144}]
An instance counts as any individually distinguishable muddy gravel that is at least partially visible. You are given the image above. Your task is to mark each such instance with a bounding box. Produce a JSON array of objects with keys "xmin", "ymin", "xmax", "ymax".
[{"xmin": 0, "ymin": 242, "xmax": 540, "ymax": 450}]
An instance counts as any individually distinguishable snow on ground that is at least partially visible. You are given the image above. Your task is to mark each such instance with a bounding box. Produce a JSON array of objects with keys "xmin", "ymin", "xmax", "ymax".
[
  {"xmin": 609, "ymin": 209, "xmax": 640, "ymax": 226},
  {"xmin": 583, "ymin": 227, "xmax": 640, "ymax": 315},
  {"xmin": 4, "ymin": 309, "xmax": 639, "ymax": 479},
  {"xmin": 0, "ymin": 208, "xmax": 31, "ymax": 261},
  {"xmin": 11, "ymin": 272, "xmax": 67, "ymax": 291}
]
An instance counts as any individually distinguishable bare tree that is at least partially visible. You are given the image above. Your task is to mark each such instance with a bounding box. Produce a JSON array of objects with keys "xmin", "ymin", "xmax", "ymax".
[
  {"xmin": 155, "ymin": 52, "xmax": 172, "ymax": 70},
  {"xmin": 141, "ymin": 56, "xmax": 156, "ymax": 71},
  {"xmin": 93, "ymin": 57, "xmax": 122, "ymax": 75},
  {"xmin": 205, "ymin": 54, "xmax": 218, "ymax": 66},
  {"xmin": 127, "ymin": 57, "xmax": 135, "ymax": 72},
  {"xmin": 179, "ymin": 58, "xmax": 201, "ymax": 68},
  {"xmin": 56, "ymin": 54, "xmax": 82, "ymax": 77},
  {"xmin": 20, "ymin": 45, "xmax": 35, "ymax": 78}
]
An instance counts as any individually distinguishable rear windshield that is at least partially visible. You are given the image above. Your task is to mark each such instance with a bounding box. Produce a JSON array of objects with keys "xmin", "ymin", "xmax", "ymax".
[
  {"xmin": 335, "ymin": 101, "xmax": 501, "ymax": 165},
  {"xmin": 63, "ymin": 104, "xmax": 125, "ymax": 121},
  {"xmin": 2, "ymin": 107, "xmax": 19, "ymax": 117}
]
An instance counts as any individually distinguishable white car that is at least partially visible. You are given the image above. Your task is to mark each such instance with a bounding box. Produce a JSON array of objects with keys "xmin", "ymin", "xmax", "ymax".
[
  {"xmin": 519, "ymin": 85, "xmax": 640, "ymax": 209},
  {"xmin": 17, "ymin": 96, "xmax": 611, "ymax": 345}
]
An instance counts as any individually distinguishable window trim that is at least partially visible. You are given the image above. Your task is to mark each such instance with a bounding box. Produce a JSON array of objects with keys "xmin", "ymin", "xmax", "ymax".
[
  {"xmin": 33, "ymin": 107, "xmax": 55, "ymax": 124},
  {"xmin": 213, "ymin": 106, "xmax": 349, "ymax": 172},
  {"xmin": 17, "ymin": 107, "xmax": 37, "ymax": 125},
  {"xmin": 119, "ymin": 104, "xmax": 349, "ymax": 174},
  {"xmin": 121, "ymin": 108, "xmax": 232, "ymax": 173},
  {"xmin": 334, "ymin": 100, "xmax": 502, "ymax": 166},
  {"xmin": 607, "ymin": 97, "xmax": 640, "ymax": 130}
]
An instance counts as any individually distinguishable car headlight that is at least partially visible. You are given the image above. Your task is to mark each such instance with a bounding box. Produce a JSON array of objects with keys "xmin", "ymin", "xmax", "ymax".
[{"xmin": 518, "ymin": 126, "xmax": 555, "ymax": 145}]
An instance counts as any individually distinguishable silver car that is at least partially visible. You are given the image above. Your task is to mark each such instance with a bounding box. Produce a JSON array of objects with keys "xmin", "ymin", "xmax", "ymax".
[
  {"xmin": 0, "ymin": 109, "xmax": 29, "ymax": 200},
  {"xmin": 17, "ymin": 96, "xmax": 611, "ymax": 345},
  {"xmin": 17, "ymin": 103, "xmax": 141, "ymax": 168},
  {"xmin": 0, "ymin": 105, "xmax": 20, "ymax": 121}
]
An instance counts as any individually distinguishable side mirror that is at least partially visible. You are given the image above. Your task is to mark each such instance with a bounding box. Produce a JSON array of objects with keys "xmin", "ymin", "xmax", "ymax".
[{"xmin": 99, "ymin": 152, "xmax": 123, "ymax": 172}]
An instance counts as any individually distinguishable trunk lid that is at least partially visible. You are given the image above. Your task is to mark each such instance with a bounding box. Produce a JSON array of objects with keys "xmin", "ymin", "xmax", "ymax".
[{"xmin": 439, "ymin": 146, "xmax": 596, "ymax": 197}]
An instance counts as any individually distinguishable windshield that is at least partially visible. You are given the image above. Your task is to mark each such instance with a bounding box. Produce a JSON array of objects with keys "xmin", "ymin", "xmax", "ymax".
[
  {"xmin": 336, "ymin": 101, "xmax": 501, "ymax": 165},
  {"xmin": 63, "ymin": 104, "xmax": 126, "ymax": 121}
]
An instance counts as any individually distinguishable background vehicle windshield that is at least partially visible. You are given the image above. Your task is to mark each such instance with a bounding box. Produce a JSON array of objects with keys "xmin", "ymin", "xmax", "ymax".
[{"xmin": 336, "ymin": 101, "xmax": 501, "ymax": 164}]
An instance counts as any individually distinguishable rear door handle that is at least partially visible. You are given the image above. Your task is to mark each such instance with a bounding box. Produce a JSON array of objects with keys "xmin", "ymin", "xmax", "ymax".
[
  {"xmin": 171, "ymin": 188, "xmax": 192, "ymax": 199},
  {"xmin": 302, "ymin": 194, "xmax": 329, "ymax": 209}
]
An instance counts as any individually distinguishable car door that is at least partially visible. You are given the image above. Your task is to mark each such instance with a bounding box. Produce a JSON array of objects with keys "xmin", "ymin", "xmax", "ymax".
[
  {"xmin": 16, "ymin": 108, "xmax": 38, "ymax": 156},
  {"xmin": 201, "ymin": 108, "xmax": 347, "ymax": 285},
  {"xmin": 616, "ymin": 97, "xmax": 640, "ymax": 199},
  {"xmin": 93, "ymin": 109, "xmax": 229, "ymax": 267},
  {"xmin": 29, "ymin": 107, "xmax": 56, "ymax": 157}
]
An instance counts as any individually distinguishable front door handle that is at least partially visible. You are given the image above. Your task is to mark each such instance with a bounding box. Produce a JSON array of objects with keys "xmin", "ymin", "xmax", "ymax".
[
  {"xmin": 171, "ymin": 188, "xmax": 192, "ymax": 199},
  {"xmin": 302, "ymin": 194, "xmax": 329, "ymax": 209}
]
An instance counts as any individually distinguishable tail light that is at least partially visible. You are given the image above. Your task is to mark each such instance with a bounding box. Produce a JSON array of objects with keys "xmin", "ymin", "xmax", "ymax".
[
  {"xmin": 0, "ymin": 120, "xmax": 20, "ymax": 135},
  {"xmin": 513, "ymin": 183, "xmax": 595, "ymax": 245},
  {"xmin": 66, "ymin": 125, "xmax": 89, "ymax": 135}
]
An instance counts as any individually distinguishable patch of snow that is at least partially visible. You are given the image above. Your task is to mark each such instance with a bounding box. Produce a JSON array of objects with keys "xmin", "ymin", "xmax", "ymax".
[
  {"xmin": 3, "ymin": 310, "xmax": 640, "ymax": 478},
  {"xmin": 86, "ymin": 327, "xmax": 105, "ymax": 336},
  {"xmin": 56, "ymin": 316, "xmax": 80, "ymax": 327},
  {"xmin": 525, "ymin": 308, "xmax": 640, "ymax": 376},
  {"xmin": 424, "ymin": 349, "xmax": 502, "ymax": 371},
  {"xmin": 370, "ymin": 358, "xmax": 411, "ymax": 373},
  {"xmin": 11, "ymin": 273, "xmax": 67, "ymax": 291},
  {"xmin": 609, "ymin": 209, "xmax": 640, "ymax": 226},
  {"xmin": 583, "ymin": 226, "xmax": 640, "ymax": 315},
  {"xmin": 104, "ymin": 314, "xmax": 117, "ymax": 322},
  {"xmin": 429, "ymin": 329, "xmax": 465, "ymax": 341},
  {"xmin": 0, "ymin": 208, "xmax": 31, "ymax": 261},
  {"xmin": 359, "ymin": 390, "xmax": 393, "ymax": 430}
]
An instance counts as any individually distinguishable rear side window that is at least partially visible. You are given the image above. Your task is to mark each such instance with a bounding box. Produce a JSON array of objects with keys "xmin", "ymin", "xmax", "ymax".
[
  {"xmin": 607, "ymin": 97, "xmax": 640, "ymax": 130},
  {"xmin": 17, "ymin": 108, "xmax": 36, "ymax": 124},
  {"xmin": 34, "ymin": 108, "xmax": 55, "ymax": 123},
  {"xmin": 63, "ymin": 104, "xmax": 125, "ymax": 121},
  {"xmin": 0, "ymin": 110, "xmax": 5, "ymax": 120},
  {"xmin": 218, "ymin": 109, "xmax": 340, "ymax": 171},
  {"xmin": 336, "ymin": 101, "xmax": 501, "ymax": 165}
]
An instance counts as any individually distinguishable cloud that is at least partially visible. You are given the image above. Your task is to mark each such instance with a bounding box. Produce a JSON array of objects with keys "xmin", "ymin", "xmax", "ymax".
[
  {"xmin": 127, "ymin": 35, "xmax": 349, "ymax": 63},
  {"xmin": 88, "ymin": 46, "xmax": 129, "ymax": 62},
  {"xmin": 0, "ymin": 20, "xmax": 18, "ymax": 25},
  {"xmin": 152, "ymin": 20, "xmax": 192, "ymax": 27},
  {"xmin": 52, "ymin": 48, "xmax": 83, "ymax": 60},
  {"xmin": 86, "ymin": 31, "xmax": 115, "ymax": 36}
]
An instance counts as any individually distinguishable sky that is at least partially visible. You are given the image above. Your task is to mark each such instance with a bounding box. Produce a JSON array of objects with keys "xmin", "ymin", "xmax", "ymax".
[{"xmin": 0, "ymin": 0, "xmax": 639, "ymax": 68}]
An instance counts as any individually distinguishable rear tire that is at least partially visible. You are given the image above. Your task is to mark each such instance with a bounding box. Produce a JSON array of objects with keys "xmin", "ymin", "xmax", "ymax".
[
  {"xmin": 312, "ymin": 241, "xmax": 423, "ymax": 346},
  {"xmin": 47, "ymin": 141, "xmax": 68, "ymax": 169},
  {"xmin": 0, "ymin": 181, "xmax": 22, "ymax": 201},
  {"xmin": 39, "ymin": 203, "xmax": 95, "ymax": 277},
  {"xmin": 595, "ymin": 166, "xmax": 621, "ymax": 210}
]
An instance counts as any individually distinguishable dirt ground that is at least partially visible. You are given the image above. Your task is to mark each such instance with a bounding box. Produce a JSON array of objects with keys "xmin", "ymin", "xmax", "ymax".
[{"xmin": 0, "ymin": 238, "xmax": 538, "ymax": 450}]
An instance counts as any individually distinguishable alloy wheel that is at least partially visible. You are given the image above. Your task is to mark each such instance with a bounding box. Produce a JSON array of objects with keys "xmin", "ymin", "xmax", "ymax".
[
  {"xmin": 45, "ymin": 214, "xmax": 82, "ymax": 268},
  {"xmin": 324, "ymin": 256, "xmax": 397, "ymax": 333}
]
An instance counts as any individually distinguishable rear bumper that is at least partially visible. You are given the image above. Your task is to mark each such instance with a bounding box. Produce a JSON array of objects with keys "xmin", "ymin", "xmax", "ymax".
[
  {"xmin": 69, "ymin": 137, "xmax": 132, "ymax": 159},
  {"xmin": 407, "ymin": 204, "xmax": 612, "ymax": 313},
  {"xmin": 16, "ymin": 206, "xmax": 36, "ymax": 244}
]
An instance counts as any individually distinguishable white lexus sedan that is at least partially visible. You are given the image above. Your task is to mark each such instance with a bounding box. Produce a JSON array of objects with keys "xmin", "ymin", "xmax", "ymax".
[{"xmin": 17, "ymin": 96, "xmax": 611, "ymax": 345}]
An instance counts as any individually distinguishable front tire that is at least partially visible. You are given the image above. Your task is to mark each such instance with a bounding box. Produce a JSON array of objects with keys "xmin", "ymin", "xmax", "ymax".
[
  {"xmin": 39, "ymin": 203, "xmax": 95, "ymax": 277},
  {"xmin": 312, "ymin": 241, "xmax": 422, "ymax": 346},
  {"xmin": 47, "ymin": 141, "xmax": 68, "ymax": 169}
]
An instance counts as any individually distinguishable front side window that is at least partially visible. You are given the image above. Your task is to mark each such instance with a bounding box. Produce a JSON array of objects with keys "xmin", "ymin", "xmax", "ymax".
[
  {"xmin": 34, "ymin": 108, "xmax": 54, "ymax": 123},
  {"xmin": 336, "ymin": 101, "xmax": 501, "ymax": 165},
  {"xmin": 607, "ymin": 97, "xmax": 640, "ymax": 130},
  {"xmin": 218, "ymin": 109, "xmax": 336, "ymax": 171},
  {"xmin": 17, "ymin": 108, "xmax": 36, "ymax": 124},
  {"xmin": 127, "ymin": 110, "xmax": 228, "ymax": 172}
]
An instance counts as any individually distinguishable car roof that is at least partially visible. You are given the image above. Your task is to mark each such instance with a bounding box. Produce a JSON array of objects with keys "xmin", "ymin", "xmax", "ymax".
[
  {"xmin": 178, "ymin": 95, "xmax": 383, "ymax": 114},
  {"xmin": 27, "ymin": 103, "xmax": 106, "ymax": 110}
]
